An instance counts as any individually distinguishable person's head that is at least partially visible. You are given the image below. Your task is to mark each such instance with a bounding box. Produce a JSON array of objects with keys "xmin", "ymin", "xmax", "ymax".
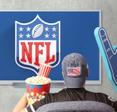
[{"xmin": 62, "ymin": 53, "xmax": 88, "ymax": 88}]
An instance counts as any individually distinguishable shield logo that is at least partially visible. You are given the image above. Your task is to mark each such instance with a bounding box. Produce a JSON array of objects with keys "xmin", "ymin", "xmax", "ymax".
[{"xmin": 15, "ymin": 15, "xmax": 61, "ymax": 74}]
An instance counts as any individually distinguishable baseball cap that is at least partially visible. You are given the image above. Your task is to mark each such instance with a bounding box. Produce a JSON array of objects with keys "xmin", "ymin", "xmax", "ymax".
[{"xmin": 62, "ymin": 53, "xmax": 88, "ymax": 88}]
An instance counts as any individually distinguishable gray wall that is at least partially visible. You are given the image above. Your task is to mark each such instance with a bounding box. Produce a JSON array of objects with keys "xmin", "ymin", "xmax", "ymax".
[{"xmin": 0, "ymin": 0, "xmax": 117, "ymax": 112}]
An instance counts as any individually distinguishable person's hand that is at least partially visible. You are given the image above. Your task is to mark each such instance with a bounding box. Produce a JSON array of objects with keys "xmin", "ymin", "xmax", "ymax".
[{"xmin": 26, "ymin": 92, "xmax": 45, "ymax": 105}]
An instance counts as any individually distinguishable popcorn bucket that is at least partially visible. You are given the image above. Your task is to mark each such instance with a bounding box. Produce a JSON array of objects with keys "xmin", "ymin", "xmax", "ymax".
[
  {"xmin": 25, "ymin": 64, "xmax": 52, "ymax": 105},
  {"xmin": 25, "ymin": 76, "xmax": 51, "ymax": 105}
]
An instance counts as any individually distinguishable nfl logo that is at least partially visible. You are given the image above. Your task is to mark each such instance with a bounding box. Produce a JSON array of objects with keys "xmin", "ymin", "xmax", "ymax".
[{"xmin": 15, "ymin": 15, "xmax": 61, "ymax": 74}]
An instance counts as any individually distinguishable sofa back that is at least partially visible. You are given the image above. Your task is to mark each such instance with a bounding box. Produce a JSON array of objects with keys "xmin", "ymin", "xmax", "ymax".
[{"xmin": 37, "ymin": 101, "xmax": 115, "ymax": 112}]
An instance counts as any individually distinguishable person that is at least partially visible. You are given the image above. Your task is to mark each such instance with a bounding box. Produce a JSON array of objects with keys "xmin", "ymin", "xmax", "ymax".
[{"xmin": 13, "ymin": 53, "xmax": 117, "ymax": 112}]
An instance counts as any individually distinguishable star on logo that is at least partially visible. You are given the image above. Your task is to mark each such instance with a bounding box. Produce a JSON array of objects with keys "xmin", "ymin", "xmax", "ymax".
[
  {"xmin": 45, "ymin": 27, "xmax": 49, "ymax": 31},
  {"xmin": 52, "ymin": 27, "xmax": 56, "ymax": 32},
  {"xmin": 19, "ymin": 33, "xmax": 23, "ymax": 38},
  {"xmin": 45, "ymin": 33, "xmax": 49, "ymax": 38},
  {"xmin": 26, "ymin": 26, "xmax": 31, "ymax": 32},
  {"xmin": 26, "ymin": 33, "xmax": 31, "ymax": 38},
  {"xmin": 19, "ymin": 27, "xmax": 23, "ymax": 31},
  {"xmin": 52, "ymin": 33, "xmax": 56, "ymax": 38}
]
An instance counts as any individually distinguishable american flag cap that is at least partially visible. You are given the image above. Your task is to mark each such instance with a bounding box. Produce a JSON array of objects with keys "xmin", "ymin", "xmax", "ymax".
[
  {"xmin": 67, "ymin": 66, "xmax": 81, "ymax": 77},
  {"xmin": 62, "ymin": 53, "xmax": 88, "ymax": 88},
  {"xmin": 38, "ymin": 63, "xmax": 52, "ymax": 77}
]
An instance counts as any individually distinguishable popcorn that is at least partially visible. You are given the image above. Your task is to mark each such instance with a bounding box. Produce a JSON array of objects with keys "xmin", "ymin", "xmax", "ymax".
[{"xmin": 25, "ymin": 76, "xmax": 51, "ymax": 85}]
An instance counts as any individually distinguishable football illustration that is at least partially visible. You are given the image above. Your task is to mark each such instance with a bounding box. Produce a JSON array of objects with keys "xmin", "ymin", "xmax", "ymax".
[{"xmin": 32, "ymin": 24, "xmax": 44, "ymax": 38}]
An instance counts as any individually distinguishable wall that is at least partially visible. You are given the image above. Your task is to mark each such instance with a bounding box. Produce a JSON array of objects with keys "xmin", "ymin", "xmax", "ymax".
[{"xmin": 0, "ymin": 0, "xmax": 117, "ymax": 111}]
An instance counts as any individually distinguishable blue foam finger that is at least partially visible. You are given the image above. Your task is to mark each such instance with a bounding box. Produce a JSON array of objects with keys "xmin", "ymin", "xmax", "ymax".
[{"xmin": 94, "ymin": 27, "xmax": 117, "ymax": 91}]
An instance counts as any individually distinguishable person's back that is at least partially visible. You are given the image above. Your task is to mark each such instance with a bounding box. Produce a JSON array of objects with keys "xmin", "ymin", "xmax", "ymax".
[
  {"xmin": 30, "ymin": 87, "xmax": 116, "ymax": 111},
  {"xmin": 26, "ymin": 53, "xmax": 117, "ymax": 112},
  {"xmin": 51, "ymin": 88, "xmax": 110, "ymax": 102},
  {"xmin": 13, "ymin": 53, "xmax": 117, "ymax": 112}
]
